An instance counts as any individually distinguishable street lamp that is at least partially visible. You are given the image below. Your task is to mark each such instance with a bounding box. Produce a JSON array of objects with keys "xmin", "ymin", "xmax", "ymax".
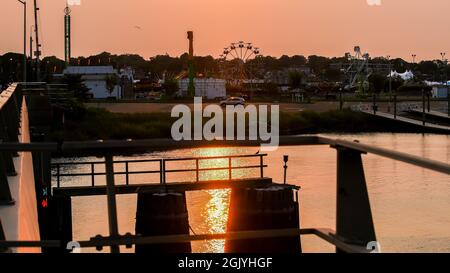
[
  {"xmin": 442, "ymin": 53, "xmax": 449, "ymax": 117},
  {"xmin": 17, "ymin": 0, "xmax": 27, "ymax": 83},
  {"xmin": 412, "ymin": 54, "xmax": 417, "ymax": 64},
  {"xmin": 387, "ymin": 55, "xmax": 393, "ymax": 114}
]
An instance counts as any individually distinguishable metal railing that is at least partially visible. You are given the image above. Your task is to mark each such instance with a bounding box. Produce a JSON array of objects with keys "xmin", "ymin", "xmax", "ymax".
[
  {"xmin": 1, "ymin": 136, "xmax": 450, "ymax": 253},
  {"xmin": 1, "ymin": 83, "xmax": 450, "ymax": 253},
  {"xmin": 52, "ymin": 154, "xmax": 268, "ymax": 188}
]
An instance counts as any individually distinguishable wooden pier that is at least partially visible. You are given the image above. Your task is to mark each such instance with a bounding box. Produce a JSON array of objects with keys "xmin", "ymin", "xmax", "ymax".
[{"xmin": 359, "ymin": 109, "xmax": 450, "ymax": 133}]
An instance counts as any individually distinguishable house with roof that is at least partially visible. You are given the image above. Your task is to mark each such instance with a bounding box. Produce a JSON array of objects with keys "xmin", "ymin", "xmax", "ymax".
[{"xmin": 62, "ymin": 66, "xmax": 121, "ymax": 99}]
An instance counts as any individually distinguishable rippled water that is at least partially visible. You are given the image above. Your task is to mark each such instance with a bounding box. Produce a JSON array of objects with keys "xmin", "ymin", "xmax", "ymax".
[{"xmin": 52, "ymin": 133, "xmax": 450, "ymax": 253}]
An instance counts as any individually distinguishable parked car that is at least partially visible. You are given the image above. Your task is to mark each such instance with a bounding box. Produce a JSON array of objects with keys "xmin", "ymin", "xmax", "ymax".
[{"xmin": 220, "ymin": 97, "xmax": 246, "ymax": 107}]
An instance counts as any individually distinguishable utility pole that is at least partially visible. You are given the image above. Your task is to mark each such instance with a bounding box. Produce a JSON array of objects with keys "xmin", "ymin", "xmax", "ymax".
[
  {"xmin": 17, "ymin": 1, "xmax": 27, "ymax": 83},
  {"xmin": 387, "ymin": 55, "xmax": 392, "ymax": 113},
  {"xmin": 187, "ymin": 31, "xmax": 195, "ymax": 97},
  {"xmin": 64, "ymin": 4, "xmax": 71, "ymax": 65},
  {"xmin": 442, "ymin": 53, "xmax": 449, "ymax": 117},
  {"xmin": 29, "ymin": 27, "xmax": 33, "ymax": 81},
  {"xmin": 33, "ymin": 0, "xmax": 41, "ymax": 81}
]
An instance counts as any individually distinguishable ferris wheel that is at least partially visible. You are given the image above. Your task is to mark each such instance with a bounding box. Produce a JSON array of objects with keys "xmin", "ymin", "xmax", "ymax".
[
  {"xmin": 219, "ymin": 41, "xmax": 261, "ymax": 86},
  {"xmin": 220, "ymin": 41, "xmax": 260, "ymax": 62}
]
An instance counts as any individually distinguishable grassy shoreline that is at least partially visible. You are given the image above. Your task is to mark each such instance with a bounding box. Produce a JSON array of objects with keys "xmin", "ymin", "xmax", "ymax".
[{"xmin": 49, "ymin": 107, "xmax": 424, "ymax": 142}]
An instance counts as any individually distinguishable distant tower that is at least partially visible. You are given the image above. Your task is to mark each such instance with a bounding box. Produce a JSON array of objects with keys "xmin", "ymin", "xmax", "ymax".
[
  {"xmin": 187, "ymin": 31, "xmax": 195, "ymax": 97},
  {"xmin": 64, "ymin": 4, "xmax": 71, "ymax": 65}
]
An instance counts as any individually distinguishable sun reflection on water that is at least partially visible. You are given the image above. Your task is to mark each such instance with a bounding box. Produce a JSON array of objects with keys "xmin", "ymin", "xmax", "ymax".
[
  {"xmin": 192, "ymin": 147, "xmax": 257, "ymax": 253},
  {"xmin": 203, "ymin": 189, "xmax": 231, "ymax": 253}
]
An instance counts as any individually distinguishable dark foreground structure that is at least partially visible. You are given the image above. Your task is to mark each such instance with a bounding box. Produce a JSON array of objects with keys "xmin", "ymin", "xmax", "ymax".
[{"xmin": 0, "ymin": 83, "xmax": 449, "ymax": 253}]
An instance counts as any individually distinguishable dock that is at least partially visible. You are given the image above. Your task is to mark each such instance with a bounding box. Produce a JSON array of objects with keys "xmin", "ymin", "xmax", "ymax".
[{"xmin": 359, "ymin": 109, "xmax": 450, "ymax": 133}]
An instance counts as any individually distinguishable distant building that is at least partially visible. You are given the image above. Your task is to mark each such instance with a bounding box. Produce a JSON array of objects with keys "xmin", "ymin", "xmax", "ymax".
[
  {"xmin": 264, "ymin": 67, "xmax": 310, "ymax": 87},
  {"xmin": 62, "ymin": 66, "xmax": 120, "ymax": 99},
  {"xmin": 432, "ymin": 85, "xmax": 449, "ymax": 99},
  {"xmin": 178, "ymin": 78, "xmax": 226, "ymax": 99}
]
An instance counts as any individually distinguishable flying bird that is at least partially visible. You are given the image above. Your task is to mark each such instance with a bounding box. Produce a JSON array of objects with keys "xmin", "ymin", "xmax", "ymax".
[{"xmin": 134, "ymin": 26, "xmax": 142, "ymax": 30}]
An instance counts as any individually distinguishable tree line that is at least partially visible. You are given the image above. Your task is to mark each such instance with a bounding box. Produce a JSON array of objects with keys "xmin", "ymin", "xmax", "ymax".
[{"xmin": 2, "ymin": 51, "xmax": 450, "ymax": 88}]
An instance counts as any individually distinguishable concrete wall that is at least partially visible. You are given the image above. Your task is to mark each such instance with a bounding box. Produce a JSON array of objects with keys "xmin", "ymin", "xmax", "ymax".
[{"xmin": 0, "ymin": 100, "xmax": 41, "ymax": 253}]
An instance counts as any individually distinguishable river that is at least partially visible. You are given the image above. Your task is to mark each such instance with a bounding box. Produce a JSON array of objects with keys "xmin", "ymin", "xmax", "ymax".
[{"xmin": 51, "ymin": 133, "xmax": 450, "ymax": 253}]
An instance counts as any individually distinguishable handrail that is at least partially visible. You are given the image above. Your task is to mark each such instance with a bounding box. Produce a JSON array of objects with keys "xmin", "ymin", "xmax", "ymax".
[
  {"xmin": 0, "ymin": 228, "xmax": 371, "ymax": 253},
  {"xmin": 1, "ymin": 136, "xmax": 449, "ymax": 175},
  {"xmin": 52, "ymin": 154, "xmax": 268, "ymax": 187},
  {"xmin": 318, "ymin": 137, "xmax": 450, "ymax": 175}
]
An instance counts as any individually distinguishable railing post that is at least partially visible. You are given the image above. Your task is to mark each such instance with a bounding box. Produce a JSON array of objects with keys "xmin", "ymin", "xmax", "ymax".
[
  {"xmin": 228, "ymin": 157, "xmax": 232, "ymax": 180},
  {"xmin": 91, "ymin": 163, "xmax": 95, "ymax": 187},
  {"xmin": 260, "ymin": 155, "xmax": 264, "ymax": 178},
  {"xmin": 162, "ymin": 159, "xmax": 166, "ymax": 185},
  {"xmin": 333, "ymin": 145, "xmax": 377, "ymax": 251},
  {"xmin": 195, "ymin": 159, "xmax": 199, "ymax": 182},
  {"xmin": 125, "ymin": 162, "xmax": 129, "ymax": 186},
  {"xmin": 104, "ymin": 154, "xmax": 120, "ymax": 253},
  {"xmin": 56, "ymin": 164, "xmax": 61, "ymax": 188},
  {"xmin": 159, "ymin": 160, "xmax": 164, "ymax": 184}
]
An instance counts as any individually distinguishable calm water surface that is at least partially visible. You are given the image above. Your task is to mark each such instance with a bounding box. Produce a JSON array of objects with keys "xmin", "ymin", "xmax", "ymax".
[{"xmin": 52, "ymin": 133, "xmax": 450, "ymax": 253}]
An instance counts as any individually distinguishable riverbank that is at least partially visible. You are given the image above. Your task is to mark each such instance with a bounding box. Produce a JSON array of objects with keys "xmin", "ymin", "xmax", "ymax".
[{"xmin": 49, "ymin": 107, "xmax": 425, "ymax": 141}]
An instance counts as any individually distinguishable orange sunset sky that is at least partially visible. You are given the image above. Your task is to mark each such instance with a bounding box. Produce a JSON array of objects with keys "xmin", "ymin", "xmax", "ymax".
[{"xmin": 1, "ymin": 0, "xmax": 450, "ymax": 61}]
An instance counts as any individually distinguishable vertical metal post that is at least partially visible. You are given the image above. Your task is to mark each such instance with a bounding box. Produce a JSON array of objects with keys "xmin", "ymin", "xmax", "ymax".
[
  {"xmin": 447, "ymin": 83, "xmax": 450, "ymax": 117},
  {"xmin": 29, "ymin": 32, "xmax": 33, "ymax": 81},
  {"xmin": 334, "ymin": 146, "xmax": 377, "ymax": 251},
  {"xmin": 283, "ymin": 155, "xmax": 289, "ymax": 184},
  {"xmin": 90, "ymin": 163, "xmax": 95, "ymax": 187},
  {"xmin": 228, "ymin": 157, "xmax": 232, "ymax": 180},
  {"xmin": 125, "ymin": 162, "xmax": 129, "ymax": 186},
  {"xmin": 394, "ymin": 92, "xmax": 397, "ymax": 119},
  {"xmin": 159, "ymin": 160, "xmax": 163, "ymax": 184},
  {"xmin": 56, "ymin": 164, "xmax": 60, "ymax": 188},
  {"xmin": 195, "ymin": 159, "xmax": 199, "ymax": 182},
  {"xmin": 104, "ymin": 154, "xmax": 120, "ymax": 253},
  {"xmin": 372, "ymin": 93, "xmax": 377, "ymax": 115},
  {"xmin": 389, "ymin": 63, "xmax": 392, "ymax": 113},
  {"xmin": 162, "ymin": 159, "xmax": 166, "ymax": 184},
  {"xmin": 259, "ymin": 155, "xmax": 264, "ymax": 178},
  {"xmin": 422, "ymin": 88, "xmax": 426, "ymax": 126}
]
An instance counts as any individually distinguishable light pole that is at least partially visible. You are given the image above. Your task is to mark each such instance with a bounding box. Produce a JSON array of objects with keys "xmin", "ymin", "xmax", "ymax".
[
  {"xmin": 33, "ymin": 0, "xmax": 41, "ymax": 81},
  {"xmin": 17, "ymin": 0, "xmax": 27, "ymax": 83},
  {"xmin": 412, "ymin": 54, "xmax": 417, "ymax": 64},
  {"xmin": 387, "ymin": 55, "xmax": 392, "ymax": 114},
  {"xmin": 441, "ymin": 53, "xmax": 449, "ymax": 117}
]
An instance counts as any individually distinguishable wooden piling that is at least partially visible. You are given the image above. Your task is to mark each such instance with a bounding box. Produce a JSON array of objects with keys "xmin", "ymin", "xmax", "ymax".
[
  {"xmin": 135, "ymin": 192, "xmax": 191, "ymax": 253},
  {"xmin": 225, "ymin": 186, "xmax": 301, "ymax": 253}
]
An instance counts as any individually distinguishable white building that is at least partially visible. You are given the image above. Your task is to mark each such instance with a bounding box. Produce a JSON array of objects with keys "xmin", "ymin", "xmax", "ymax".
[
  {"xmin": 178, "ymin": 78, "xmax": 226, "ymax": 99},
  {"xmin": 63, "ymin": 66, "xmax": 121, "ymax": 99},
  {"xmin": 432, "ymin": 85, "xmax": 449, "ymax": 99}
]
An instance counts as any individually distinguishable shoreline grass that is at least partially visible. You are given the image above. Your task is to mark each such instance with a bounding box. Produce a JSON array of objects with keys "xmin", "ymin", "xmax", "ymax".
[{"xmin": 49, "ymin": 107, "xmax": 425, "ymax": 142}]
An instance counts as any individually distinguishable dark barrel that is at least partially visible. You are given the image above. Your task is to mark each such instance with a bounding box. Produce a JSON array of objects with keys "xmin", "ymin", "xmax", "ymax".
[
  {"xmin": 135, "ymin": 191, "xmax": 191, "ymax": 253},
  {"xmin": 225, "ymin": 186, "xmax": 301, "ymax": 253}
]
